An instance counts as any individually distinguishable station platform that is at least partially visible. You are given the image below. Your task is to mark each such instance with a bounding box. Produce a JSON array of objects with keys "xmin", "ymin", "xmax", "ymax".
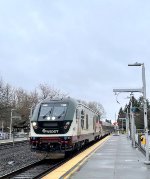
[{"xmin": 70, "ymin": 135, "xmax": 150, "ymax": 179}]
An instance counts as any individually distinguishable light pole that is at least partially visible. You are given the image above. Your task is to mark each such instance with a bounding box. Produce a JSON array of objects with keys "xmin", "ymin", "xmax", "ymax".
[
  {"xmin": 128, "ymin": 62, "xmax": 150, "ymax": 164},
  {"xmin": 124, "ymin": 106, "xmax": 130, "ymax": 138},
  {"xmin": 9, "ymin": 109, "xmax": 16, "ymax": 139},
  {"xmin": 129, "ymin": 94, "xmax": 136, "ymax": 147},
  {"xmin": 1, "ymin": 121, "xmax": 4, "ymax": 134},
  {"xmin": 113, "ymin": 89, "xmax": 141, "ymax": 147},
  {"xmin": 126, "ymin": 107, "xmax": 130, "ymax": 138}
]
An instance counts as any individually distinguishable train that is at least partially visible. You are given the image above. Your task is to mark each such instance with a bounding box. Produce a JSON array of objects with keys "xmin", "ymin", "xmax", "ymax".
[{"xmin": 30, "ymin": 97, "xmax": 114, "ymax": 158}]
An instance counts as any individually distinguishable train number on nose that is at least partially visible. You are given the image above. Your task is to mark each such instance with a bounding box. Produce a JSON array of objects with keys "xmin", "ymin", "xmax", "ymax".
[{"xmin": 42, "ymin": 129, "xmax": 59, "ymax": 134}]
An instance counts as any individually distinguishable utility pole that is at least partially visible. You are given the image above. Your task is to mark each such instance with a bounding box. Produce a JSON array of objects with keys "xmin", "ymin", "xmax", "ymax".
[
  {"xmin": 113, "ymin": 62, "xmax": 150, "ymax": 164},
  {"xmin": 2, "ymin": 121, "xmax": 4, "ymax": 134},
  {"xmin": 126, "ymin": 107, "xmax": 129, "ymax": 138},
  {"xmin": 142, "ymin": 64, "xmax": 149, "ymax": 164},
  {"xmin": 119, "ymin": 118, "xmax": 126, "ymax": 134},
  {"xmin": 113, "ymin": 88, "xmax": 142, "ymax": 147},
  {"xmin": 9, "ymin": 109, "xmax": 13, "ymax": 139},
  {"xmin": 9, "ymin": 109, "xmax": 16, "ymax": 139},
  {"xmin": 130, "ymin": 94, "xmax": 136, "ymax": 147},
  {"xmin": 128, "ymin": 62, "xmax": 150, "ymax": 164}
]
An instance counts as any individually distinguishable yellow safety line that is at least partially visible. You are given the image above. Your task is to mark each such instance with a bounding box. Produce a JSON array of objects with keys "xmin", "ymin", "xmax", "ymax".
[
  {"xmin": 42, "ymin": 135, "xmax": 111, "ymax": 179},
  {"xmin": 63, "ymin": 136, "xmax": 111, "ymax": 179}
]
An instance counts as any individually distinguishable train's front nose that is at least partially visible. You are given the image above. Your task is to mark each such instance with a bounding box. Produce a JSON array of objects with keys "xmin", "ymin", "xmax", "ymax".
[
  {"xmin": 30, "ymin": 101, "xmax": 75, "ymax": 154},
  {"xmin": 30, "ymin": 136, "xmax": 73, "ymax": 152},
  {"xmin": 31, "ymin": 102, "xmax": 72, "ymax": 134},
  {"xmin": 31, "ymin": 120, "xmax": 72, "ymax": 134}
]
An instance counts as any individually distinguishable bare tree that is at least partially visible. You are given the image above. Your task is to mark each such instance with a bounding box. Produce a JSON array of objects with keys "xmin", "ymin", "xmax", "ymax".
[
  {"xmin": 29, "ymin": 89, "xmax": 39, "ymax": 106},
  {"xmin": 0, "ymin": 80, "xmax": 15, "ymax": 131},
  {"xmin": 88, "ymin": 101, "xmax": 106, "ymax": 119},
  {"xmin": 38, "ymin": 83, "xmax": 68, "ymax": 100},
  {"xmin": 0, "ymin": 77, "xmax": 107, "ymax": 131}
]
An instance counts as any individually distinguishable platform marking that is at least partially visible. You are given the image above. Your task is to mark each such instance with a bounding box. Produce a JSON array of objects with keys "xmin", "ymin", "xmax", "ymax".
[
  {"xmin": 62, "ymin": 136, "xmax": 110, "ymax": 179},
  {"xmin": 42, "ymin": 135, "xmax": 111, "ymax": 179}
]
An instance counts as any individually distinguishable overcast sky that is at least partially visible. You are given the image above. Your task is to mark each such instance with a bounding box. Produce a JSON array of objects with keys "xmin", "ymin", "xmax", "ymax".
[{"xmin": 0, "ymin": 0, "xmax": 150, "ymax": 121}]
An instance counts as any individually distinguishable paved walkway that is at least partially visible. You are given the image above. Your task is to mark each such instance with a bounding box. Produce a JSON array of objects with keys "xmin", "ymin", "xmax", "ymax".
[{"xmin": 71, "ymin": 135, "xmax": 150, "ymax": 179}]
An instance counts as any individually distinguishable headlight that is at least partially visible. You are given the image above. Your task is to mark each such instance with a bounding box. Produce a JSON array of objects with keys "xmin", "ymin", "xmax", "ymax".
[
  {"xmin": 64, "ymin": 122, "xmax": 70, "ymax": 129},
  {"xmin": 32, "ymin": 122, "xmax": 37, "ymax": 126},
  {"xmin": 52, "ymin": 116, "xmax": 56, "ymax": 120},
  {"xmin": 66, "ymin": 122, "xmax": 70, "ymax": 125},
  {"xmin": 32, "ymin": 122, "xmax": 38, "ymax": 129}
]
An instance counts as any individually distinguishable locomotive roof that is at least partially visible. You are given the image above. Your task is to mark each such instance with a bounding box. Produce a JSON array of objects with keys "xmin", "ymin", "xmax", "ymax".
[
  {"xmin": 40, "ymin": 97, "xmax": 78, "ymax": 106},
  {"xmin": 40, "ymin": 97, "xmax": 99, "ymax": 115}
]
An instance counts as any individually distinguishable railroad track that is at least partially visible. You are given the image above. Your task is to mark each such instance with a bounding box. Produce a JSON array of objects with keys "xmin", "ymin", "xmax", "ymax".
[
  {"xmin": 0, "ymin": 147, "xmax": 88, "ymax": 178},
  {"xmin": 0, "ymin": 159, "xmax": 61, "ymax": 179},
  {"xmin": 0, "ymin": 136, "xmax": 108, "ymax": 179},
  {"xmin": 1, "ymin": 154, "xmax": 76, "ymax": 179}
]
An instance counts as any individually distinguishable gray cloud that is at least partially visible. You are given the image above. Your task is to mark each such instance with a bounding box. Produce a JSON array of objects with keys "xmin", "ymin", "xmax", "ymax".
[{"xmin": 0, "ymin": 0, "xmax": 150, "ymax": 120}]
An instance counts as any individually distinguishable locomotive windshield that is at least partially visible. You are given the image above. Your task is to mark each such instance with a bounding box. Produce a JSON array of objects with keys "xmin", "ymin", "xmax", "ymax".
[{"xmin": 38, "ymin": 103, "xmax": 68, "ymax": 121}]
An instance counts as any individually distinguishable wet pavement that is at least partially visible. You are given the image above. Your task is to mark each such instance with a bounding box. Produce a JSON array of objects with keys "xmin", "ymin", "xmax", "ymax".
[{"xmin": 71, "ymin": 135, "xmax": 150, "ymax": 179}]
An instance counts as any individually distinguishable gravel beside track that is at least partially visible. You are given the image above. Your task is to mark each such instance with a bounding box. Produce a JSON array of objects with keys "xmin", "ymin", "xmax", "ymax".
[
  {"xmin": 0, "ymin": 140, "xmax": 28, "ymax": 150},
  {"xmin": 0, "ymin": 141, "xmax": 43, "ymax": 178},
  {"xmin": 0, "ymin": 135, "xmax": 109, "ymax": 178}
]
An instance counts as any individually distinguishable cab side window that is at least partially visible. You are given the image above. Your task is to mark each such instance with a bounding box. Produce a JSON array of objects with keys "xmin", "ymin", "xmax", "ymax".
[
  {"xmin": 86, "ymin": 114, "xmax": 88, "ymax": 129},
  {"xmin": 76, "ymin": 109, "xmax": 80, "ymax": 119},
  {"xmin": 93, "ymin": 115, "xmax": 96, "ymax": 130},
  {"xmin": 81, "ymin": 109, "xmax": 85, "ymax": 129}
]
